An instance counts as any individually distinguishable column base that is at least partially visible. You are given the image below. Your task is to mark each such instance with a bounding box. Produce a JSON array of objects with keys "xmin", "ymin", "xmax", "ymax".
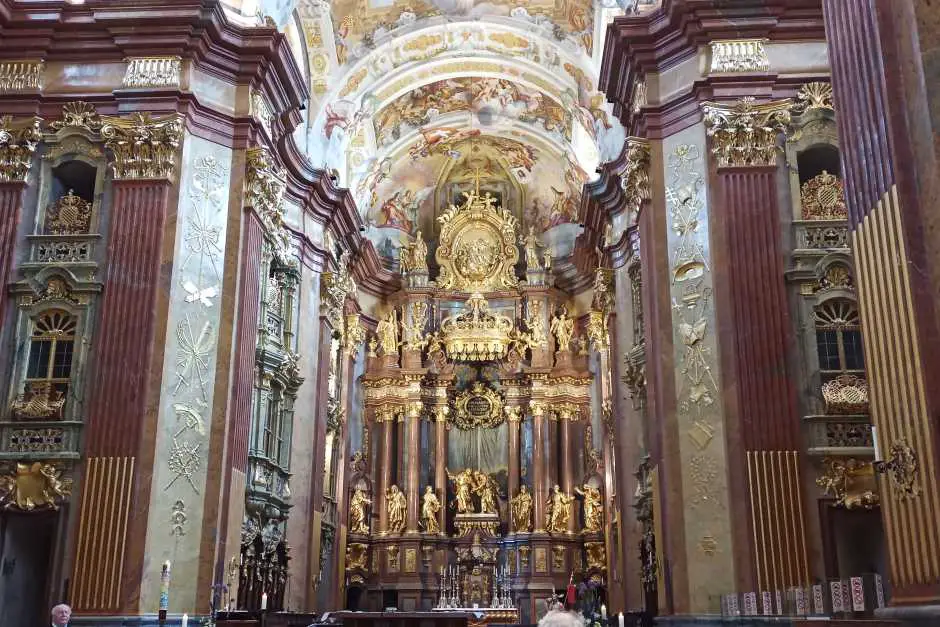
[{"xmin": 876, "ymin": 604, "xmax": 940, "ymax": 626}]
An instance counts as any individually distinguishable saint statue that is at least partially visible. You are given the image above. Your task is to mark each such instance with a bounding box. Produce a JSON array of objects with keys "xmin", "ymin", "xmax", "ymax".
[
  {"xmin": 447, "ymin": 468, "xmax": 475, "ymax": 514},
  {"xmin": 575, "ymin": 483, "xmax": 604, "ymax": 533},
  {"xmin": 550, "ymin": 306, "xmax": 575, "ymax": 352},
  {"xmin": 349, "ymin": 487, "xmax": 372, "ymax": 535},
  {"xmin": 474, "ymin": 471, "xmax": 497, "ymax": 514},
  {"xmin": 526, "ymin": 299, "xmax": 547, "ymax": 347},
  {"xmin": 510, "ymin": 484, "xmax": 533, "ymax": 532},
  {"xmin": 520, "ymin": 226, "xmax": 542, "ymax": 272},
  {"xmin": 420, "ymin": 486, "xmax": 442, "ymax": 534},
  {"xmin": 386, "ymin": 484, "xmax": 407, "ymax": 533},
  {"xmin": 412, "ymin": 230, "xmax": 428, "ymax": 272},
  {"xmin": 376, "ymin": 309, "xmax": 399, "ymax": 357},
  {"xmin": 545, "ymin": 484, "xmax": 574, "ymax": 533}
]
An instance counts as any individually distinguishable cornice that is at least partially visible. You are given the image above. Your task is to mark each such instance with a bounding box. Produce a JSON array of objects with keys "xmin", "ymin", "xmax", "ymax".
[{"xmin": 600, "ymin": 0, "xmax": 824, "ymax": 129}]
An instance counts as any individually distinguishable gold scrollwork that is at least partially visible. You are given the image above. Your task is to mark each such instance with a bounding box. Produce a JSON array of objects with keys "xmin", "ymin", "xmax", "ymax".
[
  {"xmin": 11, "ymin": 382, "xmax": 65, "ymax": 420},
  {"xmin": 876, "ymin": 439, "xmax": 920, "ymax": 499},
  {"xmin": 585, "ymin": 542, "xmax": 606, "ymax": 571},
  {"xmin": 0, "ymin": 462, "xmax": 73, "ymax": 511},
  {"xmin": 44, "ymin": 190, "xmax": 92, "ymax": 235},
  {"xmin": 620, "ymin": 137, "xmax": 651, "ymax": 221},
  {"xmin": 346, "ymin": 542, "xmax": 369, "ymax": 571},
  {"xmin": 452, "ymin": 382, "xmax": 505, "ymax": 430},
  {"xmin": 50, "ymin": 101, "xmax": 102, "ymax": 134},
  {"xmin": 816, "ymin": 458, "xmax": 878, "ymax": 509},
  {"xmin": 794, "ymin": 82, "xmax": 834, "ymax": 113},
  {"xmin": 100, "ymin": 112, "xmax": 183, "ymax": 181},
  {"xmin": 801, "ymin": 171, "xmax": 848, "ymax": 220},
  {"xmin": 701, "ymin": 97, "xmax": 791, "ymax": 168},
  {"xmin": 0, "ymin": 115, "xmax": 42, "ymax": 183},
  {"xmin": 440, "ymin": 293, "xmax": 514, "ymax": 361}
]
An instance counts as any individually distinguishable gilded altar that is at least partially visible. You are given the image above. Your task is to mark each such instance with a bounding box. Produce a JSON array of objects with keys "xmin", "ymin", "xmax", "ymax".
[{"xmin": 345, "ymin": 187, "xmax": 612, "ymax": 620}]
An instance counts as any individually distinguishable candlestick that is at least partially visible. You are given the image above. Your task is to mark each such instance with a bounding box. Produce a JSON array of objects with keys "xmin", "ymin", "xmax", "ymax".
[
  {"xmin": 618, "ymin": 612, "xmax": 625, "ymax": 627},
  {"xmin": 181, "ymin": 614, "xmax": 188, "ymax": 627},
  {"xmin": 159, "ymin": 561, "xmax": 171, "ymax": 612},
  {"xmin": 601, "ymin": 604, "xmax": 607, "ymax": 619},
  {"xmin": 261, "ymin": 592, "xmax": 268, "ymax": 611}
]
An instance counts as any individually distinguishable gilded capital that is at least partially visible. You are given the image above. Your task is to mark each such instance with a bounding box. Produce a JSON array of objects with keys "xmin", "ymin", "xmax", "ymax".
[
  {"xmin": 100, "ymin": 112, "xmax": 183, "ymax": 181},
  {"xmin": 529, "ymin": 400, "xmax": 545, "ymax": 418},
  {"xmin": 0, "ymin": 115, "xmax": 42, "ymax": 183},
  {"xmin": 504, "ymin": 405, "xmax": 523, "ymax": 423},
  {"xmin": 620, "ymin": 137, "xmax": 650, "ymax": 220},
  {"xmin": 431, "ymin": 406, "xmax": 450, "ymax": 423},
  {"xmin": 406, "ymin": 401, "xmax": 423, "ymax": 419},
  {"xmin": 701, "ymin": 98, "xmax": 791, "ymax": 168}
]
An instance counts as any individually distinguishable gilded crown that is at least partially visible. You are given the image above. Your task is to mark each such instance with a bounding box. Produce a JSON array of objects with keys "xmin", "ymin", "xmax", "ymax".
[{"xmin": 440, "ymin": 293, "xmax": 514, "ymax": 361}]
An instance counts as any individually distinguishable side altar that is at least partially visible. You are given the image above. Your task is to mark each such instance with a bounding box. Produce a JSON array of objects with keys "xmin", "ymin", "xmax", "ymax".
[{"xmin": 342, "ymin": 189, "xmax": 614, "ymax": 622}]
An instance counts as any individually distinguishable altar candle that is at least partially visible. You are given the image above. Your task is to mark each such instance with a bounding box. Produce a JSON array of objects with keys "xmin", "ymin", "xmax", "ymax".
[
  {"xmin": 618, "ymin": 613, "xmax": 625, "ymax": 627},
  {"xmin": 601, "ymin": 604, "xmax": 607, "ymax": 619},
  {"xmin": 181, "ymin": 614, "xmax": 188, "ymax": 627},
  {"xmin": 159, "ymin": 561, "xmax": 171, "ymax": 611},
  {"xmin": 261, "ymin": 593, "xmax": 268, "ymax": 610},
  {"xmin": 872, "ymin": 425, "xmax": 883, "ymax": 461}
]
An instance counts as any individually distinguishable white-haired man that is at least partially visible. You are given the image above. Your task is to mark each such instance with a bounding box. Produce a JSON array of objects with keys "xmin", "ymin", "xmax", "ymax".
[
  {"xmin": 51, "ymin": 604, "xmax": 71, "ymax": 627},
  {"xmin": 538, "ymin": 609, "xmax": 585, "ymax": 627}
]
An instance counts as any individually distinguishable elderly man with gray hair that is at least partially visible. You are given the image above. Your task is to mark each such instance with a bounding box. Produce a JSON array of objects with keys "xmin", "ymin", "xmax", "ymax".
[
  {"xmin": 50, "ymin": 604, "xmax": 71, "ymax": 627},
  {"xmin": 538, "ymin": 609, "xmax": 585, "ymax": 627}
]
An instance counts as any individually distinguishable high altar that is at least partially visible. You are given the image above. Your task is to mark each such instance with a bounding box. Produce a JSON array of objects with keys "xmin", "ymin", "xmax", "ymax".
[{"xmin": 344, "ymin": 187, "xmax": 616, "ymax": 619}]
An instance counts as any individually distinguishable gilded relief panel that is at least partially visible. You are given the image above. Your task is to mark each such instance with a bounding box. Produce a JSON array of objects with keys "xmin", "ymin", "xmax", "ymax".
[
  {"xmin": 141, "ymin": 134, "xmax": 234, "ymax": 613},
  {"xmin": 662, "ymin": 126, "xmax": 734, "ymax": 610}
]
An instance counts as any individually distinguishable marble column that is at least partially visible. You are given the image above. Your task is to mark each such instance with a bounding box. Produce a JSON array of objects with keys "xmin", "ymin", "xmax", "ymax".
[
  {"xmin": 405, "ymin": 401, "xmax": 422, "ymax": 533},
  {"xmin": 507, "ymin": 408, "xmax": 522, "ymax": 510},
  {"xmin": 559, "ymin": 411, "xmax": 575, "ymax": 534},
  {"xmin": 702, "ymin": 99, "xmax": 809, "ymax": 594},
  {"xmin": 531, "ymin": 402, "xmax": 547, "ymax": 532},
  {"xmin": 433, "ymin": 407, "xmax": 448, "ymax": 534},
  {"xmin": 72, "ymin": 113, "xmax": 182, "ymax": 614},
  {"xmin": 377, "ymin": 411, "xmax": 395, "ymax": 532},
  {"xmin": 0, "ymin": 116, "xmax": 40, "ymax": 326}
]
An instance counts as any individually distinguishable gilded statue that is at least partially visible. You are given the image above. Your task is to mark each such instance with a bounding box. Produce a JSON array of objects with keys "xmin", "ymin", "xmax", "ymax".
[
  {"xmin": 386, "ymin": 484, "xmax": 407, "ymax": 533},
  {"xmin": 421, "ymin": 486, "xmax": 442, "ymax": 533},
  {"xmin": 447, "ymin": 467, "xmax": 476, "ymax": 514},
  {"xmin": 510, "ymin": 484, "xmax": 533, "ymax": 532},
  {"xmin": 400, "ymin": 231, "xmax": 429, "ymax": 274},
  {"xmin": 520, "ymin": 226, "xmax": 543, "ymax": 272},
  {"xmin": 545, "ymin": 484, "xmax": 574, "ymax": 533},
  {"xmin": 474, "ymin": 471, "xmax": 498, "ymax": 514},
  {"xmin": 376, "ymin": 309, "xmax": 399, "ymax": 357},
  {"xmin": 526, "ymin": 299, "xmax": 547, "ymax": 347},
  {"xmin": 349, "ymin": 488, "xmax": 372, "ymax": 534},
  {"xmin": 0, "ymin": 462, "xmax": 73, "ymax": 512},
  {"xmin": 550, "ymin": 306, "xmax": 575, "ymax": 352},
  {"xmin": 575, "ymin": 483, "xmax": 604, "ymax": 533},
  {"xmin": 403, "ymin": 301, "xmax": 430, "ymax": 351}
]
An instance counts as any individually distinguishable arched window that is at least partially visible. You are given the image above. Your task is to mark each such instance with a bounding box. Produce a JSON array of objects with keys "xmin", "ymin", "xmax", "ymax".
[
  {"xmin": 26, "ymin": 309, "xmax": 78, "ymax": 399},
  {"xmin": 814, "ymin": 299, "xmax": 864, "ymax": 375}
]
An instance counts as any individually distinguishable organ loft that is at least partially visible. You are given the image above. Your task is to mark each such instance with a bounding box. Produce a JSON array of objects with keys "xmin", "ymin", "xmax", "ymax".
[{"xmin": 1, "ymin": 1, "xmax": 940, "ymax": 627}]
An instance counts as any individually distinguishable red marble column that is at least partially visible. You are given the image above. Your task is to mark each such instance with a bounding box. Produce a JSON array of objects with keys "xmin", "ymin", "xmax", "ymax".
[
  {"xmin": 378, "ymin": 414, "xmax": 394, "ymax": 532},
  {"xmin": 507, "ymin": 411, "xmax": 521, "ymax": 512},
  {"xmin": 531, "ymin": 403, "xmax": 548, "ymax": 532},
  {"xmin": 434, "ymin": 410, "xmax": 448, "ymax": 534},
  {"xmin": 0, "ymin": 183, "xmax": 25, "ymax": 322},
  {"xmin": 559, "ymin": 414, "xmax": 575, "ymax": 533},
  {"xmin": 405, "ymin": 403, "xmax": 421, "ymax": 532},
  {"xmin": 707, "ymin": 115, "xmax": 809, "ymax": 594}
]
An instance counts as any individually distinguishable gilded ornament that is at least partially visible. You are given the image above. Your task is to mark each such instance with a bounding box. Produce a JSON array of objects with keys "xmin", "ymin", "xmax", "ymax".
[
  {"xmin": 0, "ymin": 115, "xmax": 42, "ymax": 183},
  {"xmin": 10, "ymin": 381, "xmax": 66, "ymax": 420},
  {"xmin": 170, "ymin": 499, "xmax": 188, "ymax": 536},
  {"xmin": 488, "ymin": 32, "xmax": 530, "ymax": 49},
  {"xmin": 698, "ymin": 535, "xmax": 718, "ymax": 556},
  {"xmin": 574, "ymin": 483, "xmax": 604, "ymax": 533},
  {"xmin": 452, "ymin": 382, "xmax": 505, "ymax": 430},
  {"xmin": 701, "ymin": 97, "xmax": 791, "ymax": 168},
  {"xmin": 320, "ymin": 251, "xmax": 357, "ymax": 331},
  {"xmin": 350, "ymin": 488, "xmax": 372, "ymax": 534},
  {"xmin": 404, "ymin": 547, "xmax": 417, "ymax": 573},
  {"xmin": 50, "ymin": 101, "xmax": 102, "ymax": 133},
  {"xmin": 801, "ymin": 171, "xmax": 847, "ymax": 220},
  {"xmin": 386, "ymin": 544, "xmax": 400, "ymax": 571},
  {"xmin": 122, "ymin": 56, "xmax": 182, "ymax": 88},
  {"xmin": 376, "ymin": 309, "xmax": 400, "ymax": 357},
  {"xmin": 344, "ymin": 313, "xmax": 367, "ymax": 356},
  {"xmin": 525, "ymin": 299, "xmax": 547, "ymax": 348},
  {"xmin": 340, "ymin": 67, "xmax": 368, "ymax": 98},
  {"xmin": 586, "ymin": 309, "xmax": 609, "ymax": 350},
  {"xmin": 402, "ymin": 301, "xmax": 430, "ymax": 351},
  {"xmin": 250, "ymin": 88, "xmax": 275, "ymax": 138},
  {"xmin": 550, "ymin": 305, "xmax": 575, "ymax": 353},
  {"xmin": 545, "ymin": 484, "xmax": 574, "ymax": 533},
  {"xmin": 816, "ymin": 458, "xmax": 878, "ymax": 509},
  {"xmin": 386, "ymin": 484, "xmax": 407, "ymax": 532},
  {"xmin": 510, "ymin": 485, "xmax": 533, "ymax": 532},
  {"xmin": 440, "ymin": 293, "xmax": 514, "ymax": 361},
  {"xmin": 399, "ymin": 230, "xmax": 429, "ymax": 274},
  {"xmin": 552, "ymin": 545, "xmax": 566, "ymax": 570},
  {"xmin": 0, "ymin": 60, "xmax": 43, "ymax": 92},
  {"xmin": 403, "ymin": 34, "xmax": 444, "ymax": 52},
  {"xmin": 22, "ymin": 277, "xmax": 82, "ymax": 307},
  {"xmin": 620, "ymin": 137, "xmax": 651, "ymax": 221},
  {"xmin": 709, "ymin": 39, "xmax": 770, "ymax": 74},
  {"xmin": 346, "ymin": 543, "xmax": 369, "ymax": 571},
  {"xmin": 0, "ymin": 462, "xmax": 72, "ymax": 511},
  {"xmin": 420, "ymin": 486, "xmax": 442, "ymax": 533},
  {"xmin": 436, "ymin": 190, "xmax": 519, "ymax": 292},
  {"xmin": 877, "ymin": 439, "xmax": 920, "ymax": 499},
  {"xmin": 821, "ymin": 375, "xmax": 868, "ymax": 415},
  {"xmin": 794, "ymin": 82, "xmax": 834, "ymax": 113},
  {"xmin": 520, "ymin": 226, "xmax": 544, "ymax": 272},
  {"xmin": 533, "ymin": 547, "xmax": 546, "ymax": 572},
  {"xmin": 100, "ymin": 112, "xmax": 183, "ymax": 181},
  {"xmin": 446, "ymin": 468, "xmax": 477, "ymax": 514},
  {"xmin": 585, "ymin": 542, "xmax": 606, "ymax": 571},
  {"xmin": 630, "ymin": 80, "xmax": 647, "ymax": 115},
  {"xmin": 8, "ymin": 428, "xmax": 65, "ymax": 454},
  {"xmin": 44, "ymin": 190, "xmax": 92, "ymax": 235},
  {"xmin": 622, "ymin": 348, "xmax": 646, "ymax": 409}
]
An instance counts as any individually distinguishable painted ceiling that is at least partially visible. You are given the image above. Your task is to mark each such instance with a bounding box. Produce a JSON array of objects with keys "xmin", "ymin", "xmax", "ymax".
[{"xmin": 279, "ymin": 0, "xmax": 649, "ymax": 263}]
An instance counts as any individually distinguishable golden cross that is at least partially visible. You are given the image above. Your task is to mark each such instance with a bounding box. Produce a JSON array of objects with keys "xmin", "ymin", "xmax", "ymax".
[{"xmin": 471, "ymin": 164, "xmax": 483, "ymax": 195}]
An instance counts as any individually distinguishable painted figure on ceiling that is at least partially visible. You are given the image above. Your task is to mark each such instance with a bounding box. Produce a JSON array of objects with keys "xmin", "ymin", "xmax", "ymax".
[{"xmin": 378, "ymin": 189, "xmax": 417, "ymax": 233}]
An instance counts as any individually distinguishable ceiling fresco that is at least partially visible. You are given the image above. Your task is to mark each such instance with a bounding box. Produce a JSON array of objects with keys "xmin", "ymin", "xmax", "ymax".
[{"xmin": 290, "ymin": 0, "xmax": 635, "ymax": 264}]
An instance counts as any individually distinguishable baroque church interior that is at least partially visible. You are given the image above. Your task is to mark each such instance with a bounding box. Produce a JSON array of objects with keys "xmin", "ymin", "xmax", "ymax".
[{"xmin": 1, "ymin": 0, "xmax": 940, "ymax": 626}]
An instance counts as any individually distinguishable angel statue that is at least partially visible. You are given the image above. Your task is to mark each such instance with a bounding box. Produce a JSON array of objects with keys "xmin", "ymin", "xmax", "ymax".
[
  {"xmin": 421, "ymin": 486, "xmax": 442, "ymax": 533},
  {"xmin": 447, "ymin": 468, "xmax": 475, "ymax": 514},
  {"xmin": 520, "ymin": 226, "xmax": 543, "ymax": 272},
  {"xmin": 474, "ymin": 471, "xmax": 498, "ymax": 514},
  {"xmin": 550, "ymin": 306, "xmax": 575, "ymax": 352},
  {"xmin": 545, "ymin": 484, "xmax": 574, "ymax": 533},
  {"xmin": 510, "ymin": 484, "xmax": 533, "ymax": 532},
  {"xmin": 349, "ymin": 487, "xmax": 372, "ymax": 534},
  {"xmin": 574, "ymin": 483, "xmax": 604, "ymax": 533},
  {"xmin": 376, "ymin": 309, "xmax": 399, "ymax": 357},
  {"xmin": 386, "ymin": 484, "xmax": 407, "ymax": 533},
  {"xmin": 399, "ymin": 230, "xmax": 429, "ymax": 274}
]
